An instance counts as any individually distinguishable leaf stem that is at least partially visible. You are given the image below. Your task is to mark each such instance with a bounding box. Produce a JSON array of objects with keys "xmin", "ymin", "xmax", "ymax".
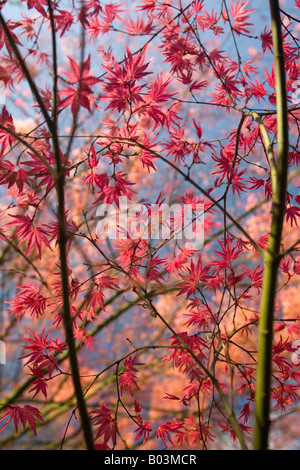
[{"xmin": 253, "ymin": 0, "xmax": 289, "ymax": 450}]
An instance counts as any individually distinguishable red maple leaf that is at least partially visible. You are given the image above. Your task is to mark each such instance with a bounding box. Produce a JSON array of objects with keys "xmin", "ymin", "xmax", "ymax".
[
  {"xmin": 247, "ymin": 78, "xmax": 267, "ymax": 103},
  {"xmin": 260, "ymin": 26, "xmax": 273, "ymax": 54},
  {"xmin": 210, "ymin": 236, "xmax": 243, "ymax": 273},
  {"xmin": 90, "ymin": 404, "xmax": 117, "ymax": 447},
  {"xmin": 101, "ymin": 45, "xmax": 151, "ymax": 112},
  {"xmin": 28, "ymin": 366, "xmax": 48, "ymax": 399},
  {"xmin": 230, "ymin": 0, "xmax": 255, "ymax": 35},
  {"xmin": 286, "ymin": 205, "xmax": 300, "ymax": 227},
  {"xmin": 86, "ymin": 274, "xmax": 119, "ymax": 313},
  {"xmin": 94, "ymin": 171, "xmax": 137, "ymax": 207},
  {"xmin": 123, "ymin": 16, "xmax": 155, "ymax": 35},
  {"xmin": 60, "ymin": 55, "xmax": 99, "ymax": 117},
  {"xmin": 178, "ymin": 256, "xmax": 210, "ymax": 298},
  {"xmin": 119, "ymin": 354, "xmax": 145, "ymax": 397},
  {"xmin": 123, "ymin": 354, "xmax": 145, "ymax": 372},
  {"xmin": 21, "ymin": 0, "xmax": 48, "ymax": 16},
  {"xmin": 0, "ymin": 404, "xmax": 45, "ymax": 435},
  {"xmin": 62, "ymin": 55, "xmax": 98, "ymax": 88},
  {"xmin": 43, "ymin": 210, "xmax": 78, "ymax": 251},
  {"xmin": 0, "ymin": 106, "xmax": 15, "ymax": 157},
  {"xmin": 0, "ymin": 160, "xmax": 29, "ymax": 192},
  {"xmin": 21, "ymin": 151, "xmax": 53, "ymax": 192},
  {"xmin": 19, "ymin": 328, "xmax": 66, "ymax": 377},
  {"xmin": 119, "ymin": 371, "xmax": 140, "ymax": 397},
  {"xmin": 0, "ymin": 20, "xmax": 23, "ymax": 54},
  {"xmin": 54, "ymin": 9, "xmax": 74, "ymax": 37},
  {"xmin": 7, "ymin": 282, "xmax": 47, "ymax": 320},
  {"xmin": 5, "ymin": 214, "xmax": 51, "ymax": 259},
  {"xmin": 156, "ymin": 422, "xmax": 178, "ymax": 448},
  {"xmin": 242, "ymin": 265, "xmax": 263, "ymax": 292},
  {"xmin": 134, "ymin": 418, "xmax": 152, "ymax": 443}
]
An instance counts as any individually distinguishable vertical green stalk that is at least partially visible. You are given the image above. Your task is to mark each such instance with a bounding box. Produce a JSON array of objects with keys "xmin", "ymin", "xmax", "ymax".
[{"xmin": 253, "ymin": 0, "xmax": 289, "ymax": 450}]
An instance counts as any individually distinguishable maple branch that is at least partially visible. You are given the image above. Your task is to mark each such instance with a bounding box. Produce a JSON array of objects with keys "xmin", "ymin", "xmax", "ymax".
[
  {"xmin": 0, "ymin": 6, "xmax": 94, "ymax": 450},
  {"xmin": 251, "ymin": 112, "xmax": 277, "ymax": 195},
  {"xmin": 0, "ymin": 123, "xmax": 54, "ymax": 175},
  {"xmin": 75, "ymin": 228, "xmax": 249, "ymax": 449},
  {"xmin": 97, "ymin": 135, "xmax": 263, "ymax": 255},
  {"xmin": 223, "ymin": 113, "xmax": 246, "ymax": 198},
  {"xmin": 0, "ymin": 291, "xmax": 138, "ymax": 414},
  {"xmin": 64, "ymin": 20, "xmax": 86, "ymax": 163},
  {"xmin": 44, "ymin": 8, "xmax": 94, "ymax": 448},
  {"xmin": 47, "ymin": 0, "xmax": 58, "ymax": 126},
  {"xmin": 0, "ymin": 230, "xmax": 49, "ymax": 288},
  {"xmin": 253, "ymin": 0, "xmax": 289, "ymax": 450},
  {"xmin": 281, "ymin": 238, "xmax": 300, "ymax": 257},
  {"xmin": 140, "ymin": 295, "xmax": 248, "ymax": 450},
  {"xmin": 53, "ymin": 146, "xmax": 95, "ymax": 451}
]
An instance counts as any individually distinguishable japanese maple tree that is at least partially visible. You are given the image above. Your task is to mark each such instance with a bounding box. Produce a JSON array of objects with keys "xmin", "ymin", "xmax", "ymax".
[{"xmin": 0, "ymin": 0, "xmax": 299, "ymax": 451}]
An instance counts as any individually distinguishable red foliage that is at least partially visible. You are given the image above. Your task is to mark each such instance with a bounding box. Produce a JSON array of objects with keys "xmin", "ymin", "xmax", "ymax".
[{"xmin": 0, "ymin": 0, "xmax": 299, "ymax": 452}]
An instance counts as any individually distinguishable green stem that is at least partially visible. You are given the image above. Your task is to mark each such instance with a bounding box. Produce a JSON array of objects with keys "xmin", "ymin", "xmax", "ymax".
[{"xmin": 253, "ymin": 0, "xmax": 289, "ymax": 450}]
